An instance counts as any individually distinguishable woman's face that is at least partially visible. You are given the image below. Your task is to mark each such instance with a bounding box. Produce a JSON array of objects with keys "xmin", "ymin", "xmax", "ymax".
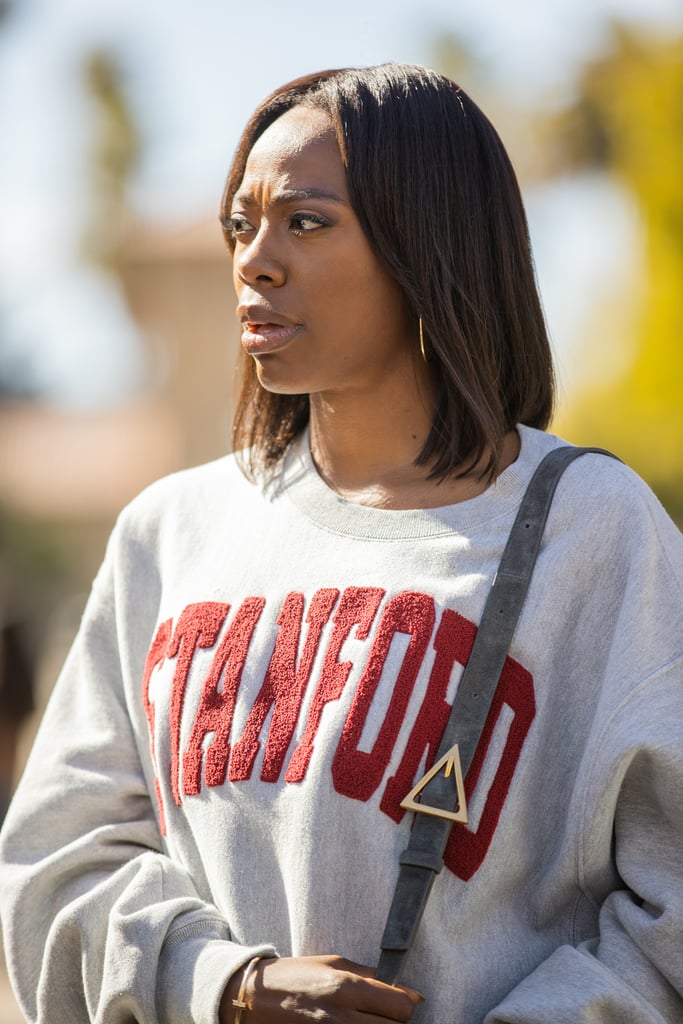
[{"xmin": 226, "ymin": 105, "xmax": 415, "ymax": 397}]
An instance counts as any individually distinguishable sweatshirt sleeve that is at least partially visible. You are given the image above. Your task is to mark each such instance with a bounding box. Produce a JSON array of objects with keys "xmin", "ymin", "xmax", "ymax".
[
  {"xmin": 0, "ymin": 511, "xmax": 277, "ymax": 1024},
  {"xmin": 482, "ymin": 463, "xmax": 683, "ymax": 1024},
  {"xmin": 485, "ymin": 658, "xmax": 683, "ymax": 1023}
]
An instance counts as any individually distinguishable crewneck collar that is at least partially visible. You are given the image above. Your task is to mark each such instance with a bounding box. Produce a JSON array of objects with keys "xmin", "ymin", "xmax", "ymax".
[{"xmin": 278, "ymin": 425, "xmax": 563, "ymax": 541}]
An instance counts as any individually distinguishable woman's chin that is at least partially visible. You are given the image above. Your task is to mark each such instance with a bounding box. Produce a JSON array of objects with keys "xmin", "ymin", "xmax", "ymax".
[{"xmin": 254, "ymin": 360, "xmax": 312, "ymax": 396}]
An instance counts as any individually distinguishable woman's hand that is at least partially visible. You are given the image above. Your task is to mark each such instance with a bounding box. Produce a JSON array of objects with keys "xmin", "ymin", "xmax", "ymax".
[{"xmin": 219, "ymin": 954, "xmax": 423, "ymax": 1023}]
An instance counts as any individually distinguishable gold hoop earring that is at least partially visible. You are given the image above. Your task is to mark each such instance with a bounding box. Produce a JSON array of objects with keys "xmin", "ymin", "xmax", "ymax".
[{"xmin": 419, "ymin": 318, "xmax": 428, "ymax": 363}]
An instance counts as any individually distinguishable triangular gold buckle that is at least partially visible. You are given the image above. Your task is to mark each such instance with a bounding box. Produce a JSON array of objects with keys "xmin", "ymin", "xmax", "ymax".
[{"xmin": 400, "ymin": 743, "xmax": 468, "ymax": 824}]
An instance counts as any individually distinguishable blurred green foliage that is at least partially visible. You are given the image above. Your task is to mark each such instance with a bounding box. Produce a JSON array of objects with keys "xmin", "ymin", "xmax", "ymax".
[
  {"xmin": 437, "ymin": 23, "xmax": 683, "ymax": 524},
  {"xmin": 0, "ymin": 509, "xmax": 70, "ymax": 621},
  {"xmin": 546, "ymin": 24, "xmax": 683, "ymax": 523}
]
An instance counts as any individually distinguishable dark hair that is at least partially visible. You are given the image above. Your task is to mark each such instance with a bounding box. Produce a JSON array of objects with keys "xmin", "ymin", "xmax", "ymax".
[{"xmin": 221, "ymin": 63, "xmax": 555, "ymax": 480}]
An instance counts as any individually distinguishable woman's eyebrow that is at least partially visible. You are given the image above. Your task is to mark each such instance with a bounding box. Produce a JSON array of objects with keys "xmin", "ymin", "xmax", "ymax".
[{"xmin": 231, "ymin": 186, "xmax": 348, "ymax": 208}]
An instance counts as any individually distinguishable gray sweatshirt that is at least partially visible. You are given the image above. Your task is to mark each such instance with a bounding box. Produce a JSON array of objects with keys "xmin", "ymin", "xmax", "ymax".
[{"xmin": 1, "ymin": 425, "xmax": 682, "ymax": 1023}]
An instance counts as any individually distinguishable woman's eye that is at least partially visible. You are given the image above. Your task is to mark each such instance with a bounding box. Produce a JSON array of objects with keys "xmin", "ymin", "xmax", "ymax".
[
  {"xmin": 226, "ymin": 215, "xmax": 254, "ymax": 238},
  {"xmin": 290, "ymin": 213, "xmax": 328, "ymax": 236}
]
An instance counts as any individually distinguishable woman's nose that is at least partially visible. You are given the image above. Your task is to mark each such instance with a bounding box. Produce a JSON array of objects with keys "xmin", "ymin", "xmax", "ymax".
[{"xmin": 235, "ymin": 226, "xmax": 286, "ymax": 288}]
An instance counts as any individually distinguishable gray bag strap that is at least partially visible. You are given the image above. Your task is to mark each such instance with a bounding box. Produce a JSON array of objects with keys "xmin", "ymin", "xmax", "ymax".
[{"xmin": 376, "ymin": 445, "xmax": 617, "ymax": 985}]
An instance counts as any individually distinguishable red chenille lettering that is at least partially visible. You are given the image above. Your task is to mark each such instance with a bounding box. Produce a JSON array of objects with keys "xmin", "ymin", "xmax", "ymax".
[
  {"xmin": 229, "ymin": 589, "xmax": 338, "ymax": 783},
  {"xmin": 333, "ymin": 591, "xmax": 436, "ymax": 801},
  {"xmin": 380, "ymin": 608, "xmax": 473, "ymax": 820},
  {"xmin": 285, "ymin": 587, "xmax": 385, "ymax": 783},
  {"xmin": 168, "ymin": 602, "xmax": 229, "ymax": 805},
  {"xmin": 379, "ymin": 605, "xmax": 535, "ymax": 880},
  {"xmin": 141, "ymin": 618, "xmax": 174, "ymax": 834},
  {"xmin": 443, "ymin": 656, "xmax": 535, "ymax": 880},
  {"xmin": 183, "ymin": 597, "xmax": 266, "ymax": 794}
]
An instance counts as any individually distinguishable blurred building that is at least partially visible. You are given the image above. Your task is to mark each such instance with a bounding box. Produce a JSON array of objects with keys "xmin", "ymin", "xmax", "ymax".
[
  {"xmin": 0, "ymin": 215, "xmax": 238, "ymax": 525},
  {"xmin": 120, "ymin": 214, "xmax": 239, "ymax": 471}
]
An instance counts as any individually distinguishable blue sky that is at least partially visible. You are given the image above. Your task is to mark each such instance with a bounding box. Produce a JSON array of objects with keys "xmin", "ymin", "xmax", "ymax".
[{"xmin": 0, "ymin": 0, "xmax": 681, "ymax": 408}]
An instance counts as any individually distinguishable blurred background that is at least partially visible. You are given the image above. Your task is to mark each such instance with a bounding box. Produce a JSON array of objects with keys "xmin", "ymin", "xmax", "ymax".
[{"xmin": 0, "ymin": 0, "xmax": 682, "ymax": 1017}]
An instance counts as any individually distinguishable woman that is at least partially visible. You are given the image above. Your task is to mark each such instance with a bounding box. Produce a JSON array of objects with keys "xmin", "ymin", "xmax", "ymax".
[{"xmin": 1, "ymin": 64, "xmax": 682, "ymax": 1024}]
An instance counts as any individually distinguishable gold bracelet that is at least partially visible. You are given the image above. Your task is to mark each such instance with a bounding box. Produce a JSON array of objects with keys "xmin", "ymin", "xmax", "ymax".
[{"xmin": 232, "ymin": 956, "xmax": 263, "ymax": 1024}]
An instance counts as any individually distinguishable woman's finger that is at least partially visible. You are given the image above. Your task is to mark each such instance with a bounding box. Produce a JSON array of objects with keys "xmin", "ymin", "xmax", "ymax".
[{"xmin": 342, "ymin": 971, "xmax": 422, "ymax": 1022}]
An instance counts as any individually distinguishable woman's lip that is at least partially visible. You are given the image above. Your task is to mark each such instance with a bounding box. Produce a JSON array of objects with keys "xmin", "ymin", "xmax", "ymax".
[{"xmin": 240, "ymin": 322, "xmax": 303, "ymax": 355}]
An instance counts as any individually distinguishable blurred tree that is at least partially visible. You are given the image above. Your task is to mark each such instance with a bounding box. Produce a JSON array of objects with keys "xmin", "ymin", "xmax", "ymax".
[
  {"xmin": 82, "ymin": 48, "xmax": 140, "ymax": 268},
  {"xmin": 546, "ymin": 24, "xmax": 683, "ymax": 522},
  {"xmin": 433, "ymin": 34, "xmax": 478, "ymax": 84},
  {"xmin": 0, "ymin": 47, "xmax": 140, "ymax": 604}
]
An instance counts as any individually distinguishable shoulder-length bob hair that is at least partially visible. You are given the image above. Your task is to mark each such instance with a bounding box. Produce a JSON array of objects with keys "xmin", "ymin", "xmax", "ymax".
[{"xmin": 222, "ymin": 63, "xmax": 555, "ymax": 481}]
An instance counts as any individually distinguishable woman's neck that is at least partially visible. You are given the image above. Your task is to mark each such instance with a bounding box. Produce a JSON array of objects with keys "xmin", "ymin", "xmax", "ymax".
[{"xmin": 307, "ymin": 389, "xmax": 520, "ymax": 511}]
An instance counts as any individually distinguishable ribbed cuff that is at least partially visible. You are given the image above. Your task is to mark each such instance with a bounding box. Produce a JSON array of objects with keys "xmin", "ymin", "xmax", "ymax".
[{"xmin": 157, "ymin": 915, "xmax": 277, "ymax": 1024}]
